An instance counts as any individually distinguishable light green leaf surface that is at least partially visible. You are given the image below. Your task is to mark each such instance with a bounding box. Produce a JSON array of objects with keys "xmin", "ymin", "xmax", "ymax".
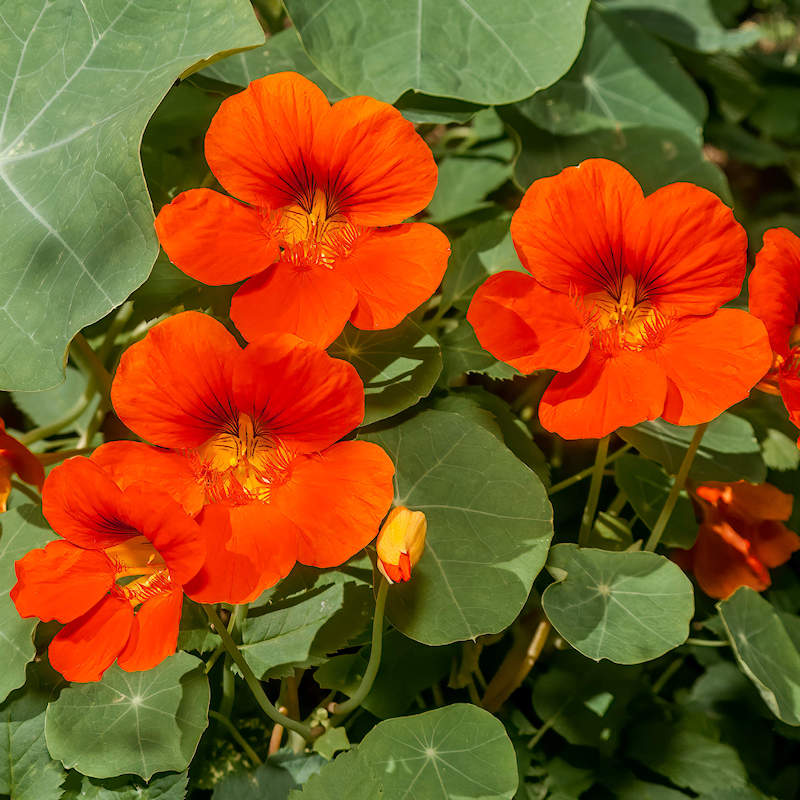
[
  {"xmin": 542, "ymin": 544, "xmax": 694, "ymax": 663},
  {"xmin": 0, "ymin": 504, "xmax": 56, "ymax": 703},
  {"xmin": 45, "ymin": 652, "xmax": 209, "ymax": 779},
  {"xmin": 329, "ymin": 320, "xmax": 442, "ymax": 426},
  {"xmin": 619, "ymin": 414, "xmax": 767, "ymax": 483},
  {"xmin": 284, "ymin": 0, "xmax": 591, "ymax": 104},
  {"xmin": 312, "ymin": 728, "xmax": 350, "ymax": 761},
  {"xmin": 362, "ymin": 409, "xmax": 552, "ymax": 644},
  {"xmin": 439, "ymin": 321, "xmax": 518, "ymax": 383},
  {"xmin": 521, "ymin": 7, "xmax": 706, "ymax": 141},
  {"xmin": 0, "ymin": 0, "xmax": 264, "ymax": 390},
  {"xmin": 64, "ymin": 771, "xmax": 188, "ymax": 799},
  {"xmin": 719, "ymin": 587, "xmax": 800, "ymax": 726}
]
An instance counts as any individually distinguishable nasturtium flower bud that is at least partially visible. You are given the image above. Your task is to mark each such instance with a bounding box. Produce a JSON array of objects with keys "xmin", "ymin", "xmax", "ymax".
[{"xmin": 376, "ymin": 506, "xmax": 427, "ymax": 583}]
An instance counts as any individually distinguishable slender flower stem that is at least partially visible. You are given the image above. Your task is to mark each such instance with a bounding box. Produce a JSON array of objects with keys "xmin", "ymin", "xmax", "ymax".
[
  {"xmin": 645, "ymin": 422, "xmax": 708, "ymax": 552},
  {"xmin": 208, "ymin": 710, "xmax": 263, "ymax": 766},
  {"xmin": 203, "ymin": 604, "xmax": 314, "ymax": 741},
  {"xmin": 577, "ymin": 436, "xmax": 610, "ymax": 547},
  {"xmin": 548, "ymin": 443, "xmax": 632, "ymax": 496},
  {"xmin": 684, "ymin": 637, "xmax": 729, "ymax": 648},
  {"xmin": 9, "ymin": 480, "xmax": 41, "ymax": 504},
  {"xmin": 332, "ymin": 577, "xmax": 389, "ymax": 718},
  {"xmin": 72, "ymin": 334, "xmax": 113, "ymax": 396},
  {"xmin": 19, "ymin": 384, "xmax": 96, "ymax": 445},
  {"xmin": 97, "ymin": 301, "xmax": 134, "ymax": 365}
]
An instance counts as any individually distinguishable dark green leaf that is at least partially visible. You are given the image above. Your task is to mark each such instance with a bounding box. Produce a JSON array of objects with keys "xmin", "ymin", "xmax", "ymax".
[
  {"xmin": 439, "ymin": 321, "xmax": 518, "ymax": 384},
  {"xmin": 212, "ymin": 753, "xmax": 326, "ymax": 800},
  {"xmin": 288, "ymin": 749, "xmax": 383, "ymax": 799},
  {"xmin": 64, "ymin": 771, "xmax": 188, "ymax": 800}
]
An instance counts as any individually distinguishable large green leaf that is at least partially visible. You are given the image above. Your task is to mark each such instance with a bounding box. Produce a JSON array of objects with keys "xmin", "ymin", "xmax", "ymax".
[
  {"xmin": 45, "ymin": 652, "xmax": 209, "ymax": 779},
  {"xmin": 63, "ymin": 771, "xmax": 188, "ymax": 800},
  {"xmin": 0, "ymin": 0, "xmax": 264, "ymax": 390},
  {"xmin": 213, "ymin": 753, "xmax": 326, "ymax": 800},
  {"xmin": 439, "ymin": 321, "xmax": 518, "ymax": 383},
  {"xmin": 0, "ymin": 504, "xmax": 56, "ymax": 703},
  {"xmin": 356, "ymin": 704, "xmax": 518, "ymax": 799},
  {"xmin": 718, "ymin": 587, "xmax": 800, "ymax": 726},
  {"xmin": 614, "ymin": 454, "xmax": 698, "ymax": 549},
  {"xmin": 619, "ymin": 414, "xmax": 767, "ymax": 484},
  {"xmin": 542, "ymin": 544, "xmax": 694, "ymax": 663},
  {"xmin": 329, "ymin": 320, "xmax": 442, "ymax": 426},
  {"xmin": 502, "ymin": 106, "xmax": 731, "ymax": 201},
  {"xmin": 283, "ymin": 0, "xmax": 591, "ymax": 105},
  {"xmin": 289, "ymin": 749, "xmax": 383, "ymax": 799},
  {"xmin": 362, "ymin": 409, "xmax": 552, "ymax": 644},
  {"xmin": 520, "ymin": 7, "xmax": 706, "ymax": 141}
]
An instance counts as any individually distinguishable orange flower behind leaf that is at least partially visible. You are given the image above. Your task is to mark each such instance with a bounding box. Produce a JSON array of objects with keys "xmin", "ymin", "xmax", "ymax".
[
  {"xmin": 154, "ymin": 72, "xmax": 450, "ymax": 348},
  {"xmin": 467, "ymin": 159, "xmax": 772, "ymax": 440},
  {"xmin": 672, "ymin": 480, "xmax": 800, "ymax": 599},
  {"xmin": 11, "ymin": 455, "xmax": 204, "ymax": 682},
  {"xmin": 108, "ymin": 311, "xmax": 395, "ymax": 604},
  {"xmin": 0, "ymin": 418, "xmax": 44, "ymax": 512},
  {"xmin": 376, "ymin": 506, "xmax": 427, "ymax": 583},
  {"xmin": 749, "ymin": 228, "xmax": 800, "ymax": 437}
]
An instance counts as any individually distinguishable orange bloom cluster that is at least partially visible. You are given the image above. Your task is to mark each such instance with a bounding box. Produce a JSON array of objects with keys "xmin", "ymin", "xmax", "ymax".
[{"xmin": 673, "ymin": 481, "xmax": 800, "ymax": 599}]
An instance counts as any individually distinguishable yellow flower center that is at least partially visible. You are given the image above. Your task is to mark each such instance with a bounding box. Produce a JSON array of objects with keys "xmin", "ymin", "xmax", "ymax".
[{"xmin": 105, "ymin": 535, "xmax": 171, "ymax": 605}]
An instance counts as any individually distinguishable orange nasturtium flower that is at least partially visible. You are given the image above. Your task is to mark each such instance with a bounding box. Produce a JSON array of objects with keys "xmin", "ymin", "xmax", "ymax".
[
  {"xmin": 154, "ymin": 71, "xmax": 450, "ymax": 348},
  {"xmin": 0, "ymin": 418, "xmax": 44, "ymax": 512},
  {"xmin": 105, "ymin": 311, "xmax": 395, "ymax": 604},
  {"xmin": 467, "ymin": 159, "xmax": 772, "ymax": 440},
  {"xmin": 749, "ymin": 227, "xmax": 800, "ymax": 438},
  {"xmin": 376, "ymin": 506, "xmax": 427, "ymax": 583},
  {"xmin": 672, "ymin": 480, "xmax": 800, "ymax": 599},
  {"xmin": 11, "ymin": 454, "xmax": 204, "ymax": 682}
]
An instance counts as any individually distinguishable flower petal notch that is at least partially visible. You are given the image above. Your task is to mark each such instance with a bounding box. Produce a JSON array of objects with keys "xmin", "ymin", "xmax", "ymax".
[
  {"xmin": 468, "ymin": 158, "xmax": 772, "ymax": 440},
  {"xmin": 111, "ymin": 311, "xmax": 395, "ymax": 603},
  {"xmin": 11, "ymin": 455, "xmax": 205, "ymax": 682},
  {"xmin": 155, "ymin": 72, "xmax": 450, "ymax": 347}
]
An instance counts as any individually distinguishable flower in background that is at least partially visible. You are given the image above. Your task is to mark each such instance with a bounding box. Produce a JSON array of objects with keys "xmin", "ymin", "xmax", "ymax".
[
  {"xmin": 155, "ymin": 71, "xmax": 450, "ymax": 348},
  {"xmin": 0, "ymin": 418, "xmax": 44, "ymax": 512},
  {"xmin": 107, "ymin": 311, "xmax": 395, "ymax": 604},
  {"xmin": 467, "ymin": 159, "xmax": 772, "ymax": 440},
  {"xmin": 11, "ymin": 455, "xmax": 204, "ymax": 682},
  {"xmin": 376, "ymin": 506, "xmax": 427, "ymax": 583},
  {"xmin": 672, "ymin": 480, "xmax": 800, "ymax": 599},
  {"xmin": 748, "ymin": 227, "xmax": 800, "ymax": 440}
]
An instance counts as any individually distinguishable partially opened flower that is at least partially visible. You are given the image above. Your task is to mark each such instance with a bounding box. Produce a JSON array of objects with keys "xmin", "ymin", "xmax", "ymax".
[
  {"xmin": 108, "ymin": 311, "xmax": 395, "ymax": 603},
  {"xmin": 672, "ymin": 480, "xmax": 800, "ymax": 599},
  {"xmin": 467, "ymin": 159, "xmax": 772, "ymax": 439},
  {"xmin": 376, "ymin": 506, "xmax": 427, "ymax": 583},
  {"xmin": 0, "ymin": 418, "xmax": 44, "ymax": 512},
  {"xmin": 11, "ymin": 454, "xmax": 204, "ymax": 682},
  {"xmin": 749, "ymin": 227, "xmax": 800, "ymax": 437},
  {"xmin": 154, "ymin": 72, "xmax": 450, "ymax": 347}
]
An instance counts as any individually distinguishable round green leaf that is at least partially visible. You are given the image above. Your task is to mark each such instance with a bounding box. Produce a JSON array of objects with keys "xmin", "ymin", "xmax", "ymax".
[
  {"xmin": 542, "ymin": 544, "xmax": 694, "ymax": 663},
  {"xmin": 718, "ymin": 587, "xmax": 800, "ymax": 726},
  {"xmin": 330, "ymin": 320, "xmax": 442, "ymax": 425},
  {"xmin": 284, "ymin": 0, "xmax": 591, "ymax": 105},
  {"xmin": 358, "ymin": 704, "xmax": 518, "ymax": 799},
  {"xmin": 0, "ymin": 505, "xmax": 56, "ymax": 703},
  {"xmin": 362, "ymin": 409, "xmax": 552, "ymax": 644},
  {"xmin": 0, "ymin": 0, "xmax": 264, "ymax": 390},
  {"xmin": 45, "ymin": 652, "xmax": 209, "ymax": 779}
]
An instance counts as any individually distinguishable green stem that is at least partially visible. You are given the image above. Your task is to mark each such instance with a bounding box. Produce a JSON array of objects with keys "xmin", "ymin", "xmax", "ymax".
[
  {"xmin": 203, "ymin": 604, "xmax": 314, "ymax": 741},
  {"xmin": 72, "ymin": 334, "xmax": 112, "ymax": 395},
  {"xmin": 644, "ymin": 423, "xmax": 707, "ymax": 552},
  {"xmin": 97, "ymin": 301, "xmax": 134, "ymax": 365},
  {"xmin": 19, "ymin": 383, "xmax": 96, "ymax": 445},
  {"xmin": 548, "ymin": 443, "xmax": 632, "ymax": 496},
  {"xmin": 9, "ymin": 480, "xmax": 41, "ymax": 504},
  {"xmin": 684, "ymin": 637, "xmax": 729, "ymax": 648},
  {"xmin": 209, "ymin": 711, "xmax": 263, "ymax": 766},
  {"xmin": 333, "ymin": 577, "xmax": 389, "ymax": 718},
  {"xmin": 577, "ymin": 436, "xmax": 610, "ymax": 547}
]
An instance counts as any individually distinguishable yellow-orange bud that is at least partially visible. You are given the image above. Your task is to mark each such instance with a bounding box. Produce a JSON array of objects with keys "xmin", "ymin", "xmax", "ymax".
[{"xmin": 376, "ymin": 506, "xmax": 427, "ymax": 583}]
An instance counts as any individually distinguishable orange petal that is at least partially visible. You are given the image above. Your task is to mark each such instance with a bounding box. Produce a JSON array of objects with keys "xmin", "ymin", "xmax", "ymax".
[
  {"xmin": 749, "ymin": 227, "xmax": 800, "ymax": 357},
  {"xmin": 0, "ymin": 421, "xmax": 44, "ymax": 491},
  {"xmin": 0, "ymin": 460, "xmax": 11, "ymax": 512},
  {"xmin": 539, "ymin": 348, "xmax": 668, "ymax": 440},
  {"xmin": 311, "ymin": 95, "xmax": 438, "ymax": 226},
  {"xmin": 230, "ymin": 260, "xmax": 357, "ymax": 347},
  {"xmin": 626, "ymin": 183, "xmax": 747, "ymax": 317},
  {"xmin": 112, "ymin": 311, "xmax": 241, "ymax": 449},
  {"xmin": 510, "ymin": 159, "xmax": 643, "ymax": 296},
  {"xmin": 697, "ymin": 480, "xmax": 794, "ymax": 523},
  {"xmin": 91, "ymin": 441, "xmax": 204, "ymax": 516},
  {"xmin": 273, "ymin": 440, "xmax": 395, "ymax": 567},
  {"xmin": 657, "ymin": 309, "xmax": 772, "ymax": 427},
  {"xmin": 467, "ymin": 271, "xmax": 591, "ymax": 374},
  {"xmin": 780, "ymin": 374, "xmax": 800, "ymax": 430},
  {"xmin": 49, "ymin": 593, "xmax": 134, "ymax": 683},
  {"xmin": 233, "ymin": 333, "xmax": 365, "ymax": 453},
  {"xmin": 337, "ymin": 223, "xmax": 450, "ymax": 330},
  {"xmin": 117, "ymin": 590, "xmax": 183, "ymax": 673},
  {"xmin": 749, "ymin": 520, "xmax": 800, "ymax": 569},
  {"xmin": 155, "ymin": 189, "xmax": 278, "ymax": 285},
  {"xmin": 11, "ymin": 540, "xmax": 114, "ymax": 623},
  {"xmin": 205, "ymin": 72, "xmax": 330, "ymax": 209}
]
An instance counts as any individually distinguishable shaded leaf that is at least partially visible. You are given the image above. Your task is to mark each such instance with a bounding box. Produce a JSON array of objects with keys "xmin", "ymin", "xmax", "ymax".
[
  {"xmin": 64, "ymin": 771, "xmax": 188, "ymax": 800},
  {"xmin": 212, "ymin": 752, "xmax": 326, "ymax": 800},
  {"xmin": 288, "ymin": 748, "xmax": 383, "ymax": 799},
  {"xmin": 439, "ymin": 321, "xmax": 518, "ymax": 383}
]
